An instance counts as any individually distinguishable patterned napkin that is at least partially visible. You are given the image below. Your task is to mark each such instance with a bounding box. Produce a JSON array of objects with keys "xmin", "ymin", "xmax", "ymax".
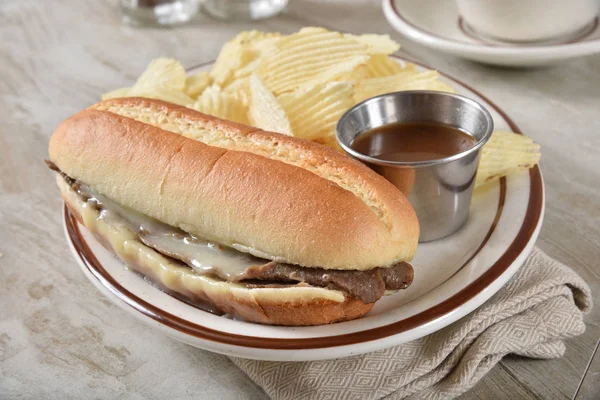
[{"xmin": 230, "ymin": 248, "xmax": 592, "ymax": 399}]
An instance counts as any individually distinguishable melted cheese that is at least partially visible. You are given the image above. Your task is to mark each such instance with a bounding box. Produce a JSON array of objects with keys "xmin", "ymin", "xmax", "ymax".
[{"xmin": 77, "ymin": 184, "xmax": 266, "ymax": 280}]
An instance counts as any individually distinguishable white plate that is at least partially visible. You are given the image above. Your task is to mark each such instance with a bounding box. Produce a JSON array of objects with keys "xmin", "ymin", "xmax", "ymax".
[
  {"xmin": 64, "ymin": 57, "xmax": 544, "ymax": 361},
  {"xmin": 383, "ymin": 0, "xmax": 600, "ymax": 67}
]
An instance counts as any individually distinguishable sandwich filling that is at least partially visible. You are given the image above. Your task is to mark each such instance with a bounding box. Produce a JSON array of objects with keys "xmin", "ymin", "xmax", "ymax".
[{"xmin": 48, "ymin": 162, "xmax": 413, "ymax": 304}]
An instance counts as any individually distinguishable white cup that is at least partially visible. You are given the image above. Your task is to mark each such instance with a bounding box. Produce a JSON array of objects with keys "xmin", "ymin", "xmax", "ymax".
[{"xmin": 456, "ymin": 0, "xmax": 599, "ymax": 43}]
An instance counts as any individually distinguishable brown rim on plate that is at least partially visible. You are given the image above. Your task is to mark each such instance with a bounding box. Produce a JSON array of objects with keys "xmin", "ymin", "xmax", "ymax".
[
  {"xmin": 65, "ymin": 58, "xmax": 543, "ymax": 350},
  {"xmin": 388, "ymin": 0, "xmax": 599, "ymax": 48}
]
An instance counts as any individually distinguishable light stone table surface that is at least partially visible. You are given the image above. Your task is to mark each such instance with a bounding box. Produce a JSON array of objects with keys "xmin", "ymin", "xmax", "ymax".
[{"xmin": 1, "ymin": 0, "xmax": 599, "ymax": 399}]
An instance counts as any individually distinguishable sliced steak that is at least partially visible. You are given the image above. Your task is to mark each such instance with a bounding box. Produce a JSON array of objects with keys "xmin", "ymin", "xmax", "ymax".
[
  {"xmin": 379, "ymin": 262, "xmax": 414, "ymax": 290},
  {"xmin": 240, "ymin": 262, "xmax": 387, "ymax": 304}
]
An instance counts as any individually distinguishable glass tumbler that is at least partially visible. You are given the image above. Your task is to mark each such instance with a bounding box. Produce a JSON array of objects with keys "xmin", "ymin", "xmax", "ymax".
[
  {"xmin": 120, "ymin": 0, "xmax": 199, "ymax": 27},
  {"xmin": 202, "ymin": 0, "xmax": 288, "ymax": 21}
]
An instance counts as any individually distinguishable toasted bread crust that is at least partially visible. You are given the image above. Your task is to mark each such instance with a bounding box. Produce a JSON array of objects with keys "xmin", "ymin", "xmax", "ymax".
[{"xmin": 49, "ymin": 98, "xmax": 418, "ymax": 270}]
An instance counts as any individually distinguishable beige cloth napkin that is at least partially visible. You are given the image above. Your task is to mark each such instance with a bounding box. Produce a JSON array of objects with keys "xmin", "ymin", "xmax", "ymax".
[{"xmin": 230, "ymin": 248, "xmax": 592, "ymax": 399}]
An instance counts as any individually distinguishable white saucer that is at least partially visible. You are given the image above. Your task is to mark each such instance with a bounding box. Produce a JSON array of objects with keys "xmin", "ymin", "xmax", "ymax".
[{"xmin": 383, "ymin": 0, "xmax": 600, "ymax": 67}]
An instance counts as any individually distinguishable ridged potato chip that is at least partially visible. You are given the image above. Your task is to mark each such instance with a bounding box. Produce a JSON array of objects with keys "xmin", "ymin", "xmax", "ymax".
[
  {"xmin": 313, "ymin": 134, "xmax": 343, "ymax": 152},
  {"xmin": 232, "ymin": 35, "xmax": 281, "ymax": 80},
  {"xmin": 476, "ymin": 131, "xmax": 541, "ymax": 187},
  {"xmin": 248, "ymin": 73, "xmax": 292, "ymax": 135},
  {"xmin": 185, "ymin": 71, "xmax": 212, "ymax": 98},
  {"xmin": 256, "ymin": 27, "xmax": 370, "ymax": 94},
  {"xmin": 135, "ymin": 58, "xmax": 187, "ymax": 91},
  {"xmin": 335, "ymin": 64, "xmax": 370, "ymax": 82},
  {"xmin": 416, "ymin": 80, "xmax": 456, "ymax": 93},
  {"xmin": 355, "ymin": 70, "xmax": 455, "ymax": 103},
  {"xmin": 101, "ymin": 58, "xmax": 188, "ymax": 102},
  {"xmin": 101, "ymin": 87, "xmax": 130, "ymax": 101},
  {"xmin": 365, "ymin": 55, "xmax": 418, "ymax": 78},
  {"xmin": 232, "ymin": 56, "xmax": 264, "ymax": 81},
  {"xmin": 278, "ymin": 82, "xmax": 354, "ymax": 141},
  {"xmin": 210, "ymin": 34, "xmax": 253, "ymax": 87},
  {"xmin": 211, "ymin": 31, "xmax": 281, "ymax": 87},
  {"xmin": 189, "ymin": 85, "xmax": 248, "ymax": 125},
  {"xmin": 100, "ymin": 58, "xmax": 193, "ymax": 105},
  {"xmin": 234, "ymin": 30, "xmax": 281, "ymax": 46},
  {"xmin": 344, "ymin": 34, "xmax": 400, "ymax": 54},
  {"xmin": 128, "ymin": 85, "xmax": 194, "ymax": 106},
  {"xmin": 224, "ymin": 77, "xmax": 250, "ymax": 107}
]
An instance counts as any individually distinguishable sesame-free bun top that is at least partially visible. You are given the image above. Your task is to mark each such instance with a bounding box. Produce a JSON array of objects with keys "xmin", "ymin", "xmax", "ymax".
[{"xmin": 49, "ymin": 98, "xmax": 419, "ymax": 270}]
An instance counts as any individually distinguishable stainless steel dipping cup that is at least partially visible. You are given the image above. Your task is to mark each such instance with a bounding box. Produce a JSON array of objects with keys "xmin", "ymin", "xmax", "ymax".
[{"xmin": 336, "ymin": 91, "xmax": 494, "ymax": 242}]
